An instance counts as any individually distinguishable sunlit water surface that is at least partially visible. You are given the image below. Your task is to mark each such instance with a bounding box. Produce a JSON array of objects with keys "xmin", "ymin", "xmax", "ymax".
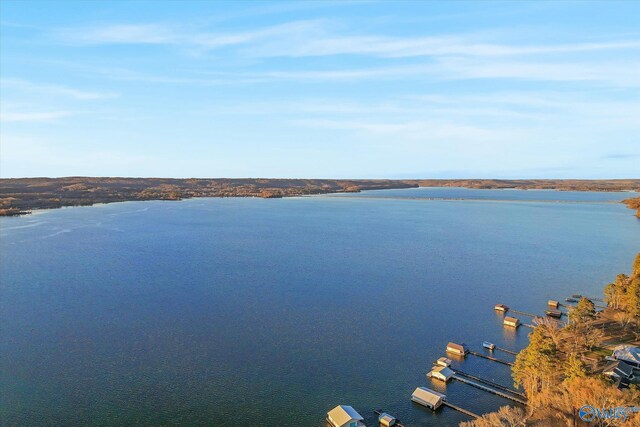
[{"xmin": 1, "ymin": 188, "xmax": 638, "ymax": 426}]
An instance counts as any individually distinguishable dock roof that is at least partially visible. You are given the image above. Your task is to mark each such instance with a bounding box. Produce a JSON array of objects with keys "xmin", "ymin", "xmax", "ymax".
[
  {"xmin": 327, "ymin": 405, "xmax": 364, "ymax": 427},
  {"xmin": 412, "ymin": 386, "xmax": 445, "ymax": 406},
  {"xmin": 446, "ymin": 342, "xmax": 467, "ymax": 352},
  {"xmin": 430, "ymin": 365, "xmax": 454, "ymax": 380}
]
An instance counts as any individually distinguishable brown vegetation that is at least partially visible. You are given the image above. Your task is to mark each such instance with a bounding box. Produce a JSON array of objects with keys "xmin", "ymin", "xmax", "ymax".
[
  {"xmin": 0, "ymin": 177, "xmax": 418, "ymax": 216},
  {"xmin": 623, "ymin": 197, "xmax": 640, "ymax": 217},
  {"xmin": 1, "ymin": 178, "xmax": 638, "ymax": 216}
]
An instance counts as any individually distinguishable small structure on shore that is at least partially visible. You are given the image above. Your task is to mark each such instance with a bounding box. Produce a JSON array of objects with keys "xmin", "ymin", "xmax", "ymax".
[
  {"xmin": 503, "ymin": 316, "xmax": 520, "ymax": 328},
  {"xmin": 327, "ymin": 405, "xmax": 366, "ymax": 427},
  {"xmin": 547, "ymin": 300, "xmax": 560, "ymax": 308},
  {"xmin": 378, "ymin": 412, "xmax": 396, "ymax": 427},
  {"xmin": 446, "ymin": 342, "xmax": 468, "ymax": 356},
  {"xmin": 545, "ymin": 309, "xmax": 562, "ymax": 318},
  {"xmin": 435, "ymin": 357, "xmax": 452, "ymax": 367},
  {"xmin": 411, "ymin": 387, "xmax": 445, "ymax": 410},
  {"xmin": 494, "ymin": 304, "xmax": 509, "ymax": 313},
  {"xmin": 428, "ymin": 365, "xmax": 454, "ymax": 382}
]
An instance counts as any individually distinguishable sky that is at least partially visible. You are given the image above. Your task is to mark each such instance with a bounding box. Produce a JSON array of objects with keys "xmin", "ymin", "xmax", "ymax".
[{"xmin": 1, "ymin": 0, "xmax": 639, "ymax": 179}]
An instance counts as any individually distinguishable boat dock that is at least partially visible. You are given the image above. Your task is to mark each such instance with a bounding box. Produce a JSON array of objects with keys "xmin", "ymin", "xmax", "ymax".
[
  {"xmin": 441, "ymin": 401, "xmax": 480, "ymax": 418},
  {"xmin": 373, "ymin": 409, "xmax": 406, "ymax": 427},
  {"xmin": 506, "ymin": 308, "xmax": 537, "ymax": 318},
  {"xmin": 468, "ymin": 350, "xmax": 514, "ymax": 366},
  {"xmin": 452, "ymin": 375, "xmax": 528, "ymax": 405},
  {"xmin": 494, "ymin": 346, "xmax": 518, "ymax": 356},
  {"xmin": 451, "ymin": 368, "xmax": 526, "ymax": 398}
]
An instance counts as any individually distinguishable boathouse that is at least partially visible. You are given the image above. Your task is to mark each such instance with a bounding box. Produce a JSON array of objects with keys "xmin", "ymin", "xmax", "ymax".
[
  {"xmin": 436, "ymin": 357, "xmax": 452, "ymax": 367},
  {"xmin": 503, "ymin": 316, "xmax": 520, "ymax": 327},
  {"xmin": 446, "ymin": 342, "xmax": 468, "ymax": 356},
  {"xmin": 428, "ymin": 365, "xmax": 454, "ymax": 382},
  {"xmin": 545, "ymin": 309, "xmax": 562, "ymax": 318},
  {"xmin": 547, "ymin": 300, "xmax": 559, "ymax": 308},
  {"xmin": 494, "ymin": 304, "xmax": 509, "ymax": 312},
  {"xmin": 327, "ymin": 405, "xmax": 365, "ymax": 427},
  {"xmin": 378, "ymin": 412, "xmax": 396, "ymax": 427},
  {"xmin": 411, "ymin": 387, "xmax": 445, "ymax": 410}
]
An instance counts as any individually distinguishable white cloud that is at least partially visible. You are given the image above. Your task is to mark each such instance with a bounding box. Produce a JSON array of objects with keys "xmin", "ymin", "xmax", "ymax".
[
  {"xmin": 0, "ymin": 111, "xmax": 73, "ymax": 122},
  {"xmin": 1, "ymin": 78, "xmax": 119, "ymax": 100},
  {"xmin": 54, "ymin": 20, "xmax": 640, "ymax": 59}
]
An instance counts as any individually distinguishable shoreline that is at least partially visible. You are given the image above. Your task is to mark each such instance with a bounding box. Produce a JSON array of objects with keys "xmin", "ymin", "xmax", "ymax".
[{"xmin": 1, "ymin": 178, "xmax": 639, "ymax": 217}]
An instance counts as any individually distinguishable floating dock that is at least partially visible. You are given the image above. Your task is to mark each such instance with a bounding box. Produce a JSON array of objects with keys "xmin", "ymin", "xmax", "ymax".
[
  {"xmin": 374, "ymin": 409, "xmax": 404, "ymax": 427},
  {"xmin": 468, "ymin": 350, "xmax": 514, "ymax": 366},
  {"xmin": 452, "ymin": 375, "xmax": 528, "ymax": 405}
]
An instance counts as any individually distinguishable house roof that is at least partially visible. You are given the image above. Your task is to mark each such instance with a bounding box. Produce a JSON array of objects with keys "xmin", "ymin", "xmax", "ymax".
[
  {"xmin": 612, "ymin": 345, "xmax": 640, "ymax": 364},
  {"xmin": 412, "ymin": 387, "xmax": 445, "ymax": 405},
  {"xmin": 328, "ymin": 405, "xmax": 363, "ymax": 427},
  {"xmin": 607, "ymin": 360, "xmax": 635, "ymax": 377},
  {"xmin": 504, "ymin": 316, "xmax": 519, "ymax": 323}
]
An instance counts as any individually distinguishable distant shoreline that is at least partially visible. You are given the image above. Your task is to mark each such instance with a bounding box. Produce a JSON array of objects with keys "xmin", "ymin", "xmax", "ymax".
[{"xmin": 1, "ymin": 177, "xmax": 639, "ymax": 217}]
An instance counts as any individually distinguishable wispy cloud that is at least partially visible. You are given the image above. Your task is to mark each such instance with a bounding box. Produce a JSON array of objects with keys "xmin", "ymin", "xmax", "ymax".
[
  {"xmin": 53, "ymin": 20, "xmax": 640, "ymax": 59},
  {"xmin": 0, "ymin": 110, "xmax": 74, "ymax": 122},
  {"xmin": 1, "ymin": 78, "xmax": 119, "ymax": 100}
]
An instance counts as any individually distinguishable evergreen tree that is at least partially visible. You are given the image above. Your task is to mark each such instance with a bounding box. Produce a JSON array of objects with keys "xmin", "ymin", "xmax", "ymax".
[
  {"xmin": 563, "ymin": 353, "xmax": 587, "ymax": 380},
  {"xmin": 569, "ymin": 297, "xmax": 596, "ymax": 324},
  {"xmin": 513, "ymin": 326, "xmax": 558, "ymax": 398}
]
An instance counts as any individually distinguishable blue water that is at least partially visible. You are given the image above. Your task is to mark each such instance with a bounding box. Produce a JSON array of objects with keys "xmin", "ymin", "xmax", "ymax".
[{"xmin": 1, "ymin": 188, "xmax": 638, "ymax": 426}]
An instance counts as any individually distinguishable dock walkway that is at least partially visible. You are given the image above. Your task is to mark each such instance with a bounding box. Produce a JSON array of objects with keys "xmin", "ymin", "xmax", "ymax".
[
  {"xmin": 507, "ymin": 309, "xmax": 537, "ymax": 318},
  {"xmin": 452, "ymin": 368, "xmax": 526, "ymax": 398},
  {"xmin": 442, "ymin": 401, "xmax": 480, "ymax": 418},
  {"xmin": 468, "ymin": 350, "xmax": 514, "ymax": 366},
  {"xmin": 495, "ymin": 346, "xmax": 518, "ymax": 356},
  {"xmin": 452, "ymin": 375, "xmax": 528, "ymax": 405}
]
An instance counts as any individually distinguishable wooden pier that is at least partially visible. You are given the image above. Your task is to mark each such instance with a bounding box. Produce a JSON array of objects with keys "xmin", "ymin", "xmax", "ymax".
[
  {"xmin": 452, "ymin": 375, "xmax": 528, "ymax": 405},
  {"xmin": 441, "ymin": 401, "xmax": 480, "ymax": 418},
  {"xmin": 451, "ymin": 368, "xmax": 526, "ymax": 399},
  {"xmin": 507, "ymin": 308, "xmax": 537, "ymax": 318},
  {"xmin": 468, "ymin": 350, "xmax": 514, "ymax": 366},
  {"xmin": 494, "ymin": 346, "xmax": 518, "ymax": 356}
]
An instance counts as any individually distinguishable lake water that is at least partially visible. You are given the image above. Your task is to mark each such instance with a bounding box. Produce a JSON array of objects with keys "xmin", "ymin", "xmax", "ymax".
[{"xmin": 1, "ymin": 187, "xmax": 638, "ymax": 426}]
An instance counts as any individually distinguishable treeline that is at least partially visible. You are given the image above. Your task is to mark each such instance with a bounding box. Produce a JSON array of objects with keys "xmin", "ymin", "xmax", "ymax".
[
  {"xmin": 463, "ymin": 253, "xmax": 640, "ymax": 426},
  {"xmin": 0, "ymin": 177, "xmax": 417, "ymax": 216},
  {"xmin": 2, "ymin": 177, "xmax": 639, "ymax": 216}
]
